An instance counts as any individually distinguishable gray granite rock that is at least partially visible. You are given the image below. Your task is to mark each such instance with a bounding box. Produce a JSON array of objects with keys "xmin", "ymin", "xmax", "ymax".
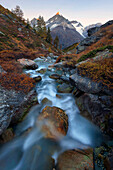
[
  {"xmin": 70, "ymin": 73, "xmax": 102, "ymax": 94},
  {"xmin": 0, "ymin": 86, "xmax": 37, "ymax": 135}
]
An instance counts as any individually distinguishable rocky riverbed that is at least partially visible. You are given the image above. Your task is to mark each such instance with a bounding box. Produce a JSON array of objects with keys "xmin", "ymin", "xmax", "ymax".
[{"xmin": 0, "ymin": 54, "xmax": 113, "ymax": 169}]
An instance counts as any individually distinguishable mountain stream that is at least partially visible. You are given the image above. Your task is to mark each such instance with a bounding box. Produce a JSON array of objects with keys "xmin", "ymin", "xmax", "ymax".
[{"xmin": 0, "ymin": 56, "xmax": 104, "ymax": 170}]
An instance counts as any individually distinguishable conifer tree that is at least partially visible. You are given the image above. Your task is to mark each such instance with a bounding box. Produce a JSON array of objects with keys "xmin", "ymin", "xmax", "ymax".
[
  {"xmin": 36, "ymin": 16, "xmax": 47, "ymax": 39},
  {"xmin": 46, "ymin": 27, "xmax": 52, "ymax": 44},
  {"xmin": 54, "ymin": 36, "xmax": 59, "ymax": 49}
]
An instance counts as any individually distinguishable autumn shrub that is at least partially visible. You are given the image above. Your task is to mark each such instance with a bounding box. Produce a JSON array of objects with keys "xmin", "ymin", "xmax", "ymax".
[
  {"xmin": 1, "ymin": 60, "xmax": 23, "ymax": 73},
  {"xmin": 77, "ymin": 58, "xmax": 113, "ymax": 88},
  {"xmin": 0, "ymin": 73, "xmax": 35, "ymax": 93},
  {"xmin": 63, "ymin": 43, "xmax": 78, "ymax": 53}
]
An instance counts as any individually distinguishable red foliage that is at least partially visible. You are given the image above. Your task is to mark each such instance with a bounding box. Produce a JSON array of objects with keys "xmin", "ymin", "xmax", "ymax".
[{"xmin": 0, "ymin": 73, "xmax": 35, "ymax": 93}]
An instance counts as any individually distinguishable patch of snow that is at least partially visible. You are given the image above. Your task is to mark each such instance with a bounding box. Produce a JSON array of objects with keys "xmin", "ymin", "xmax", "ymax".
[
  {"xmin": 50, "ymin": 24, "xmax": 59, "ymax": 29},
  {"xmin": 72, "ymin": 23, "xmax": 85, "ymax": 37},
  {"xmin": 46, "ymin": 23, "xmax": 49, "ymax": 26},
  {"xmin": 50, "ymin": 20, "xmax": 53, "ymax": 23}
]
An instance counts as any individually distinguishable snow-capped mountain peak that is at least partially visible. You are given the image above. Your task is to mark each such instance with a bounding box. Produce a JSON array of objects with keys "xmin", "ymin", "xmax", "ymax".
[{"xmin": 46, "ymin": 14, "xmax": 84, "ymax": 37}]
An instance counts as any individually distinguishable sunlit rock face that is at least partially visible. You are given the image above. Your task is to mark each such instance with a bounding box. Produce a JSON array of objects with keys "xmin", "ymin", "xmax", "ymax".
[{"xmin": 17, "ymin": 58, "xmax": 38, "ymax": 70}]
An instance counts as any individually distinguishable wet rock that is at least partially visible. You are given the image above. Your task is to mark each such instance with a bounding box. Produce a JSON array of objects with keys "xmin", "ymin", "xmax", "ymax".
[
  {"xmin": 70, "ymin": 73, "xmax": 102, "ymax": 94},
  {"xmin": 33, "ymin": 76, "xmax": 42, "ymax": 82},
  {"xmin": 49, "ymin": 74, "xmax": 61, "ymax": 80},
  {"xmin": 56, "ymin": 79, "xmax": 64, "ymax": 84},
  {"xmin": 37, "ymin": 106, "xmax": 68, "ymax": 139},
  {"xmin": 73, "ymin": 88, "xmax": 84, "ymax": 97},
  {"xmin": 106, "ymin": 118, "xmax": 113, "ymax": 137},
  {"xmin": 41, "ymin": 98, "xmax": 52, "ymax": 106},
  {"xmin": 75, "ymin": 93, "xmax": 113, "ymax": 135},
  {"xmin": 36, "ymin": 68, "xmax": 47, "ymax": 74},
  {"xmin": 18, "ymin": 58, "xmax": 38, "ymax": 70},
  {"xmin": 0, "ymin": 85, "xmax": 25, "ymax": 135},
  {"xmin": 56, "ymin": 149, "xmax": 93, "ymax": 170},
  {"xmin": 11, "ymin": 89, "xmax": 38, "ymax": 124},
  {"xmin": 56, "ymin": 94, "xmax": 62, "ymax": 99},
  {"xmin": 60, "ymin": 76, "xmax": 70, "ymax": 83},
  {"xmin": 57, "ymin": 83, "xmax": 73, "ymax": 93}
]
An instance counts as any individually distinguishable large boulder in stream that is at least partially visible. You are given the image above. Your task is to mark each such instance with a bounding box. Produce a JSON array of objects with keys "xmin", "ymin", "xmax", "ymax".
[
  {"xmin": 56, "ymin": 149, "xmax": 94, "ymax": 170},
  {"xmin": 18, "ymin": 58, "xmax": 38, "ymax": 70},
  {"xmin": 37, "ymin": 106, "xmax": 68, "ymax": 139}
]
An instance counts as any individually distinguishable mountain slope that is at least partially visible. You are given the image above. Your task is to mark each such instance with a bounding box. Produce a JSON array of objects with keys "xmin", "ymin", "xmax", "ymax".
[
  {"xmin": 46, "ymin": 13, "xmax": 84, "ymax": 49},
  {"xmin": 76, "ymin": 20, "xmax": 113, "ymax": 54},
  {"xmin": 0, "ymin": 4, "xmax": 59, "ymax": 93},
  {"xmin": 70, "ymin": 21, "xmax": 84, "ymax": 37},
  {"xmin": 83, "ymin": 23, "xmax": 102, "ymax": 37},
  {"xmin": 0, "ymin": 5, "xmax": 56, "ymax": 53}
]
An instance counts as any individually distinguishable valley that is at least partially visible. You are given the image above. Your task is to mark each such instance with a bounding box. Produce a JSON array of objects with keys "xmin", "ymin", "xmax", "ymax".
[{"xmin": 0, "ymin": 3, "xmax": 113, "ymax": 170}]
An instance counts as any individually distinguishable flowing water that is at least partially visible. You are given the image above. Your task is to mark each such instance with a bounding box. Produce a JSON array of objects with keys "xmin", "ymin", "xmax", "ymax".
[{"xmin": 0, "ymin": 56, "xmax": 104, "ymax": 170}]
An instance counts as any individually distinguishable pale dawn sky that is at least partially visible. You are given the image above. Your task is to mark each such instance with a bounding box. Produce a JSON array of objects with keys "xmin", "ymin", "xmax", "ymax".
[{"xmin": 0, "ymin": 0, "xmax": 113, "ymax": 26}]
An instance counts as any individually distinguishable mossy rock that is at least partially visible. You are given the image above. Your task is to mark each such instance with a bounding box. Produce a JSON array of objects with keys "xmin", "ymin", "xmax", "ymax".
[
  {"xmin": 57, "ymin": 83, "xmax": 73, "ymax": 93},
  {"xmin": 33, "ymin": 76, "xmax": 42, "ymax": 82},
  {"xmin": 36, "ymin": 68, "xmax": 47, "ymax": 74},
  {"xmin": 49, "ymin": 74, "xmax": 61, "ymax": 80}
]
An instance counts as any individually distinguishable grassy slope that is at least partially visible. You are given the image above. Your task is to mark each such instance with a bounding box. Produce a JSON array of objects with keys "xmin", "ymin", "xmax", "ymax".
[
  {"xmin": 0, "ymin": 5, "xmax": 55, "ymax": 52},
  {"xmin": 0, "ymin": 5, "xmax": 59, "ymax": 93}
]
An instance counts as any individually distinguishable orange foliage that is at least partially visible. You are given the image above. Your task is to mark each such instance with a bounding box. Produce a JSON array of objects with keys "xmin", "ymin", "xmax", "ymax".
[
  {"xmin": 77, "ymin": 58, "xmax": 113, "ymax": 89},
  {"xmin": 0, "ymin": 73, "xmax": 35, "ymax": 93}
]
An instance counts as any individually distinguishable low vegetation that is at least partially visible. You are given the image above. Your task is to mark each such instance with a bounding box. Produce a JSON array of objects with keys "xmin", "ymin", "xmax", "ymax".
[
  {"xmin": 77, "ymin": 58, "xmax": 113, "ymax": 89},
  {"xmin": 77, "ymin": 24, "xmax": 113, "ymax": 58},
  {"xmin": 0, "ymin": 73, "xmax": 35, "ymax": 93},
  {"xmin": 63, "ymin": 43, "xmax": 78, "ymax": 53},
  {"xmin": 77, "ymin": 45, "xmax": 113, "ymax": 63}
]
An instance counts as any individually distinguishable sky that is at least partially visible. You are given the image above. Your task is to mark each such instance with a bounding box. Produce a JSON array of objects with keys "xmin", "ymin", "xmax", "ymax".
[{"xmin": 0, "ymin": 0, "xmax": 113, "ymax": 26}]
